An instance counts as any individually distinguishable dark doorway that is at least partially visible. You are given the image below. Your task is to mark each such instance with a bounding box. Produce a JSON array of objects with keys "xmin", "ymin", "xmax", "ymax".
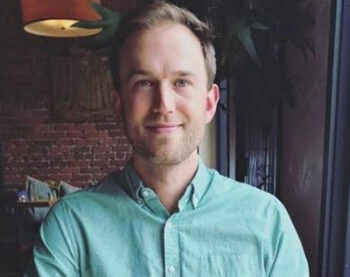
[{"xmin": 319, "ymin": 0, "xmax": 350, "ymax": 275}]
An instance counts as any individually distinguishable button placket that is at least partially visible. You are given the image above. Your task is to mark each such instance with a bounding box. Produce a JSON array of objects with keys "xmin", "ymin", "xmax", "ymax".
[
  {"xmin": 167, "ymin": 265, "xmax": 176, "ymax": 273},
  {"xmin": 163, "ymin": 217, "xmax": 180, "ymax": 276}
]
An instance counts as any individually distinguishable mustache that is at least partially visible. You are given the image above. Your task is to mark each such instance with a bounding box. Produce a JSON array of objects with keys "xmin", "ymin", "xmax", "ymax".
[{"xmin": 144, "ymin": 115, "xmax": 183, "ymax": 125}]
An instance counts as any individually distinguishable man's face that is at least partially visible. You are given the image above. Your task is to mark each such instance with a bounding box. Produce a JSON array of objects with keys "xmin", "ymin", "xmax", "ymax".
[{"xmin": 115, "ymin": 23, "xmax": 219, "ymax": 165}]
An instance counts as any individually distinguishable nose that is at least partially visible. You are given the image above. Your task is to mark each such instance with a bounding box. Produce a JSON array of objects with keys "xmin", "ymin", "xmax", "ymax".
[{"xmin": 151, "ymin": 83, "xmax": 175, "ymax": 114}]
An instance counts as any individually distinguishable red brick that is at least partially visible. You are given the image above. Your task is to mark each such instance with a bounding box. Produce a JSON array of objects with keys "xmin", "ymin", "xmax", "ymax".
[
  {"xmin": 22, "ymin": 168, "xmax": 40, "ymax": 176},
  {"xmin": 110, "ymin": 160, "xmax": 127, "ymax": 166},
  {"xmin": 67, "ymin": 130, "xmax": 83, "ymax": 138},
  {"xmin": 82, "ymin": 153, "xmax": 93, "ymax": 159},
  {"xmin": 84, "ymin": 130, "xmax": 99, "ymax": 137},
  {"xmin": 73, "ymin": 146, "xmax": 91, "ymax": 153},
  {"xmin": 81, "ymin": 167, "xmax": 102, "ymax": 174},
  {"xmin": 56, "ymin": 139, "xmax": 74, "ymax": 146},
  {"xmin": 5, "ymin": 175, "xmax": 24, "ymax": 184},
  {"xmin": 75, "ymin": 124, "xmax": 96, "ymax": 132},
  {"xmin": 51, "ymin": 146, "xmax": 70, "ymax": 154},
  {"xmin": 116, "ymin": 152, "xmax": 126, "ymax": 159},
  {"xmin": 70, "ymin": 160, "xmax": 91, "ymax": 167},
  {"xmin": 72, "ymin": 174, "xmax": 93, "ymax": 181},
  {"xmin": 91, "ymin": 160, "xmax": 103, "ymax": 167},
  {"xmin": 74, "ymin": 153, "xmax": 84, "ymax": 160},
  {"xmin": 105, "ymin": 167, "xmax": 118, "ymax": 174},
  {"xmin": 61, "ymin": 167, "xmax": 81, "ymax": 174},
  {"xmin": 54, "ymin": 124, "xmax": 76, "ymax": 131},
  {"xmin": 93, "ymin": 146, "xmax": 110, "ymax": 153},
  {"xmin": 117, "ymin": 138, "xmax": 129, "ymax": 144},
  {"xmin": 74, "ymin": 138, "xmax": 99, "ymax": 146},
  {"xmin": 42, "ymin": 167, "xmax": 60, "ymax": 174},
  {"xmin": 32, "ymin": 110, "xmax": 49, "ymax": 118},
  {"xmin": 57, "ymin": 174, "xmax": 73, "ymax": 181},
  {"xmin": 112, "ymin": 145, "xmax": 132, "ymax": 152},
  {"xmin": 95, "ymin": 122, "xmax": 118, "ymax": 131},
  {"xmin": 93, "ymin": 153, "xmax": 104, "ymax": 160},
  {"xmin": 5, "ymin": 167, "xmax": 19, "ymax": 174},
  {"xmin": 92, "ymin": 174, "xmax": 105, "ymax": 181},
  {"xmin": 44, "ymin": 131, "xmax": 66, "ymax": 139},
  {"xmin": 34, "ymin": 124, "xmax": 50, "ymax": 132}
]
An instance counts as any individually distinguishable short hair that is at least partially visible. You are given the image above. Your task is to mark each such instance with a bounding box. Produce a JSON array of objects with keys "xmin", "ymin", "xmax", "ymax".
[{"xmin": 110, "ymin": 1, "xmax": 216, "ymax": 90}]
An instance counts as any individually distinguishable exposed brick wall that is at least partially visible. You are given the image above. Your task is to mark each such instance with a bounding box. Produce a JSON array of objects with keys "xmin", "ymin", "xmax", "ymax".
[
  {"xmin": 0, "ymin": 113, "xmax": 132, "ymax": 187},
  {"xmin": 0, "ymin": 1, "xmax": 132, "ymax": 188}
]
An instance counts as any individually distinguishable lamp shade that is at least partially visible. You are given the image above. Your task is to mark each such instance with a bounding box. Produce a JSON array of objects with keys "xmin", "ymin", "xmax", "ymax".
[{"xmin": 21, "ymin": 0, "xmax": 103, "ymax": 38}]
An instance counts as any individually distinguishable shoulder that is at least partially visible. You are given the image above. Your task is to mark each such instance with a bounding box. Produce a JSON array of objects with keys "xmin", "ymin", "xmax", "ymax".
[
  {"xmin": 69, "ymin": 169, "xmax": 125, "ymax": 196},
  {"xmin": 50, "ymin": 169, "xmax": 128, "ymax": 214},
  {"xmin": 209, "ymin": 169, "xmax": 276, "ymax": 201},
  {"xmin": 206, "ymin": 169, "xmax": 288, "ymax": 219}
]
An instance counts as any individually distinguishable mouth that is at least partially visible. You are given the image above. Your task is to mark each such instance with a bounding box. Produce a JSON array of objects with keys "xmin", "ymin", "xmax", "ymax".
[{"xmin": 145, "ymin": 123, "xmax": 182, "ymax": 134}]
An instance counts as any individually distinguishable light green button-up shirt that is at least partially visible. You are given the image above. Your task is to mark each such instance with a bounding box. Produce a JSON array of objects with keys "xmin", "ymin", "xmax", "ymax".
[{"xmin": 27, "ymin": 158, "xmax": 309, "ymax": 276}]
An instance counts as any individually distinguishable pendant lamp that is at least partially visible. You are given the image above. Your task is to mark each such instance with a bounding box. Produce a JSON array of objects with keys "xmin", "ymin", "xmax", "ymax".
[{"xmin": 21, "ymin": 0, "xmax": 102, "ymax": 38}]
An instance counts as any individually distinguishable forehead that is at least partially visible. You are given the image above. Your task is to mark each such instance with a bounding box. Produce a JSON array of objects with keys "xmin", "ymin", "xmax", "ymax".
[
  {"xmin": 122, "ymin": 22, "xmax": 202, "ymax": 50},
  {"xmin": 118, "ymin": 23, "xmax": 206, "ymax": 74}
]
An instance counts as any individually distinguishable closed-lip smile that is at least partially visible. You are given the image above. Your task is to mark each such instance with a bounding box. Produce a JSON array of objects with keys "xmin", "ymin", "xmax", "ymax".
[{"xmin": 146, "ymin": 123, "xmax": 182, "ymax": 134}]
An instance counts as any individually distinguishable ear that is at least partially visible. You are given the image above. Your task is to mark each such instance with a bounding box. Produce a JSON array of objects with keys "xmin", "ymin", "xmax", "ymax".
[
  {"xmin": 205, "ymin": 84, "xmax": 220, "ymax": 124},
  {"xmin": 113, "ymin": 91, "xmax": 122, "ymax": 119}
]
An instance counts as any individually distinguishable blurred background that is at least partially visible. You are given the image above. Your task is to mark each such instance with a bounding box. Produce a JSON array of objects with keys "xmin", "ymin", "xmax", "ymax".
[{"xmin": 0, "ymin": 0, "xmax": 349, "ymax": 276}]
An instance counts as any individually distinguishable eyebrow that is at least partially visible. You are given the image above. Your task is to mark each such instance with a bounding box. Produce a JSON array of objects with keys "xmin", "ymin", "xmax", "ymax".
[
  {"xmin": 126, "ymin": 70, "xmax": 150, "ymax": 82},
  {"xmin": 174, "ymin": 70, "xmax": 197, "ymax": 78},
  {"xmin": 126, "ymin": 69, "xmax": 197, "ymax": 82}
]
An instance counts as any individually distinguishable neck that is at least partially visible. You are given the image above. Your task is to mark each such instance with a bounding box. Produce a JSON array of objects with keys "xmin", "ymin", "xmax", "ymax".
[{"xmin": 132, "ymin": 152, "xmax": 199, "ymax": 213}]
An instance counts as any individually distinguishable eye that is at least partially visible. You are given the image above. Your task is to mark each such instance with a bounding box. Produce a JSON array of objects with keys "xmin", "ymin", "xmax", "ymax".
[
  {"xmin": 174, "ymin": 79, "xmax": 190, "ymax": 87},
  {"xmin": 136, "ymin": 80, "xmax": 153, "ymax": 87}
]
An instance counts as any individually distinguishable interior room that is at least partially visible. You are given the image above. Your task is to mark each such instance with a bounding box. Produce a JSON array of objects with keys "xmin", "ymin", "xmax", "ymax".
[{"xmin": 0, "ymin": 0, "xmax": 349, "ymax": 276}]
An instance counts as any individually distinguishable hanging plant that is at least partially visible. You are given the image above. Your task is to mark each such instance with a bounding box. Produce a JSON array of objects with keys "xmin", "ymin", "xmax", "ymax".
[{"xmin": 171, "ymin": 0, "xmax": 313, "ymax": 123}]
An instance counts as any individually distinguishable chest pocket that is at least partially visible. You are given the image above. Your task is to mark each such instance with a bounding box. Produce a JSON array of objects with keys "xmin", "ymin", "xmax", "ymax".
[{"xmin": 200, "ymin": 254, "xmax": 261, "ymax": 277}]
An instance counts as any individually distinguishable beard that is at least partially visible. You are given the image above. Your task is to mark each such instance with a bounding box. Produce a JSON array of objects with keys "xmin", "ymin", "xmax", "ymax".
[{"xmin": 121, "ymin": 112, "xmax": 205, "ymax": 166}]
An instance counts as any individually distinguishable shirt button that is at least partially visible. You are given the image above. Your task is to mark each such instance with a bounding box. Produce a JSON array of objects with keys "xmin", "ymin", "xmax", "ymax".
[
  {"xmin": 137, "ymin": 199, "xmax": 143, "ymax": 205},
  {"xmin": 142, "ymin": 190, "xmax": 150, "ymax": 198},
  {"xmin": 168, "ymin": 265, "xmax": 176, "ymax": 273}
]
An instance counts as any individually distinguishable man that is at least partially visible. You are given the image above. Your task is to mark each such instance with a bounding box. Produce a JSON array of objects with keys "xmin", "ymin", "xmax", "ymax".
[{"xmin": 27, "ymin": 1, "xmax": 309, "ymax": 276}]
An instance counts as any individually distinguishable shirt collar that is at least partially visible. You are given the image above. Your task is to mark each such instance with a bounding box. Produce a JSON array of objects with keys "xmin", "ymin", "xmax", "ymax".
[
  {"xmin": 123, "ymin": 161, "xmax": 144, "ymax": 202},
  {"xmin": 122, "ymin": 157, "xmax": 212, "ymax": 210},
  {"xmin": 188, "ymin": 157, "xmax": 212, "ymax": 209}
]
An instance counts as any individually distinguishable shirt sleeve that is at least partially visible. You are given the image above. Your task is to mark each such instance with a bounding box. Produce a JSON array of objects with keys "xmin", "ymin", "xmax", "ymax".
[
  {"xmin": 265, "ymin": 198, "xmax": 310, "ymax": 277},
  {"xmin": 24, "ymin": 200, "xmax": 79, "ymax": 277}
]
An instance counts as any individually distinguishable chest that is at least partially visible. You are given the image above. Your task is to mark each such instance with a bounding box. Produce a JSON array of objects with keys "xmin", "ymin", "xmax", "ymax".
[{"xmin": 76, "ymin": 205, "xmax": 265, "ymax": 277}]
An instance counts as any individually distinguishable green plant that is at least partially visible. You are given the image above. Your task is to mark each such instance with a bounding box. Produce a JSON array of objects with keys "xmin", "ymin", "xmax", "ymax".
[{"xmin": 171, "ymin": 0, "xmax": 313, "ymax": 126}]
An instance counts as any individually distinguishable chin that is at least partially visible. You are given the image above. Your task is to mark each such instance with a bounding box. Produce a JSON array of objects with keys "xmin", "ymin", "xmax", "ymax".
[
  {"xmin": 138, "ymin": 145, "xmax": 197, "ymax": 166},
  {"xmin": 147, "ymin": 157, "xmax": 182, "ymax": 166},
  {"xmin": 144, "ymin": 150, "xmax": 181, "ymax": 165}
]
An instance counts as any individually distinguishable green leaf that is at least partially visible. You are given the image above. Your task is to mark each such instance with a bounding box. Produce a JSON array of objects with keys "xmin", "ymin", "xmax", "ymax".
[
  {"xmin": 237, "ymin": 26, "xmax": 261, "ymax": 66},
  {"xmin": 222, "ymin": 4, "xmax": 262, "ymax": 67},
  {"xmin": 251, "ymin": 22, "xmax": 268, "ymax": 30},
  {"xmin": 70, "ymin": 2, "xmax": 123, "ymax": 49}
]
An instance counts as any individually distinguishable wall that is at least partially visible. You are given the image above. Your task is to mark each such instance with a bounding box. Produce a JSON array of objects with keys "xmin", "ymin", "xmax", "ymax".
[
  {"xmin": 199, "ymin": 120, "xmax": 217, "ymax": 169},
  {"xmin": 279, "ymin": 0, "xmax": 331, "ymax": 275},
  {"xmin": 0, "ymin": 0, "xmax": 216, "ymax": 188},
  {"xmin": 0, "ymin": 1, "xmax": 132, "ymax": 188}
]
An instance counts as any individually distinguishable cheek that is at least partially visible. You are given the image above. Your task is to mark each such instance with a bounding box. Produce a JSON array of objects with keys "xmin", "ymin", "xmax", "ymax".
[
  {"xmin": 186, "ymin": 98, "xmax": 207, "ymax": 117},
  {"xmin": 180, "ymin": 105, "xmax": 206, "ymax": 124},
  {"xmin": 123, "ymin": 94, "xmax": 151, "ymax": 121}
]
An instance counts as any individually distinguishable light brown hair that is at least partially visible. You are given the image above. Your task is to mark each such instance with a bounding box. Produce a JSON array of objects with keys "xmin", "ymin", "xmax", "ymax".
[{"xmin": 110, "ymin": 1, "xmax": 216, "ymax": 90}]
